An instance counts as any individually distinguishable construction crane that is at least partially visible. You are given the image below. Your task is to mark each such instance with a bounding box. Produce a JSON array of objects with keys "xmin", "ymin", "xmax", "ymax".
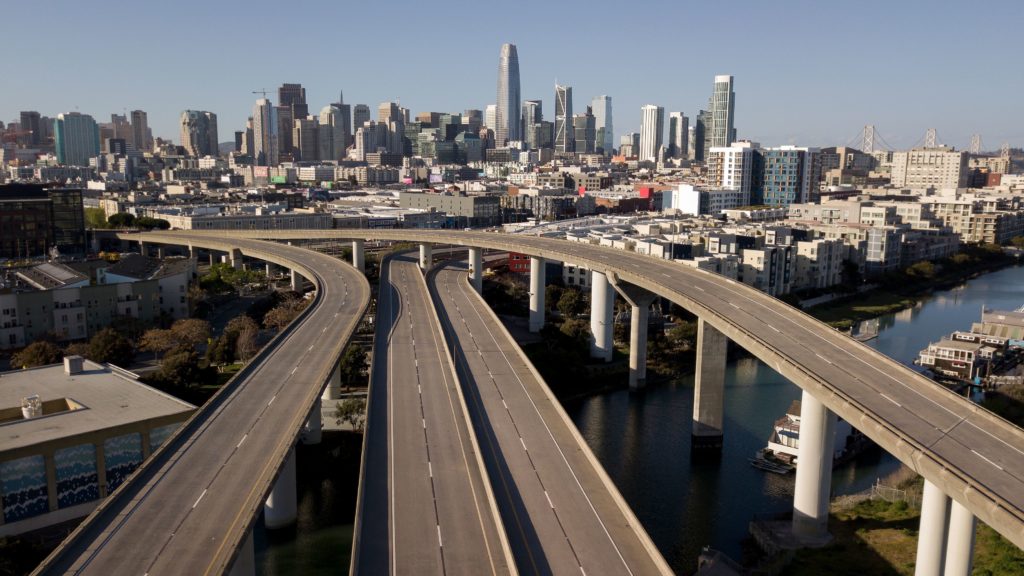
[{"xmin": 252, "ymin": 89, "xmax": 269, "ymax": 100}]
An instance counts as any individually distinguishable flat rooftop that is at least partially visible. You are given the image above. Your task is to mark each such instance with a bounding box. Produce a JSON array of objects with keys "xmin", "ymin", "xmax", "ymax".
[{"xmin": 0, "ymin": 360, "xmax": 195, "ymax": 453}]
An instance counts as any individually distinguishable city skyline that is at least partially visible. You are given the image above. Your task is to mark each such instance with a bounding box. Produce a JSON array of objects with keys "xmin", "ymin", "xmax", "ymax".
[{"xmin": 1, "ymin": 0, "xmax": 1022, "ymax": 151}]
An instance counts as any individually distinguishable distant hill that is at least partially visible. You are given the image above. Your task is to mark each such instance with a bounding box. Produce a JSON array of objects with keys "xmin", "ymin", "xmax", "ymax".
[{"xmin": 218, "ymin": 142, "xmax": 235, "ymax": 155}]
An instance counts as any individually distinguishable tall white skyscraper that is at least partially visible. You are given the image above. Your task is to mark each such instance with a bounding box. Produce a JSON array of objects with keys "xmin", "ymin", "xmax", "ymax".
[
  {"xmin": 484, "ymin": 104, "xmax": 497, "ymax": 132},
  {"xmin": 495, "ymin": 43, "xmax": 521, "ymax": 146},
  {"xmin": 708, "ymin": 75, "xmax": 735, "ymax": 149},
  {"xmin": 252, "ymin": 98, "xmax": 278, "ymax": 166},
  {"xmin": 319, "ymin": 104, "xmax": 348, "ymax": 161},
  {"xmin": 668, "ymin": 112, "xmax": 688, "ymax": 159},
  {"xmin": 591, "ymin": 95, "xmax": 613, "ymax": 154},
  {"xmin": 554, "ymin": 84, "xmax": 573, "ymax": 153},
  {"xmin": 639, "ymin": 105, "xmax": 664, "ymax": 161}
]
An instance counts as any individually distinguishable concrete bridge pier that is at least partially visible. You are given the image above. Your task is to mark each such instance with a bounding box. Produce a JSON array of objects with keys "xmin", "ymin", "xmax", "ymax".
[
  {"xmin": 264, "ymin": 447, "xmax": 297, "ymax": 529},
  {"xmin": 138, "ymin": 241, "xmax": 148, "ymax": 256},
  {"xmin": 188, "ymin": 245, "xmax": 196, "ymax": 259},
  {"xmin": 468, "ymin": 247, "xmax": 483, "ymax": 294},
  {"xmin": 692, "ymin": 319, "xmax": 727, "ymax": 450},
  {"xmin": 265, "ymin": 263, "xmax": 273, "ymax": 277},
  {"xmin": 791, "ymin": 390, "xmax": 837, "ymax": 543},
  {"xmin": 915, "ymin": 480, "xmax": 951, "ymax": 576},
  {"xmin": 230, "ymin": 249, "xmax": 243, "ymax": 270},
  {"xmin": 419, "ymin": 243, "xmax": 433, "ymax": 270},
  {"xmin": 609, "ymin": 279, "xmax": 656, "ymax": 389},
  {"xmin": 290, "ymin": 269, "xmax": 299, "ymax": 291},
  {"xmin": 352, "ymin": 239, "xmax": 365, "ymax": 273},
  {"xmin": 301, "ymin": 398, "xmax": 322, "ymax": 445},
  {"xmin": 156, "ymin": 246, "xmax": 166, "ymax": 259},
  {"xmin": 943, "ymin": 500, "xmax": 977, "ymax": 576},
  {"xmin": 589, "ymin": 271, "xmax": 615, "ymax": 362},
  {"xmin": 323, "ymin": 363, "xmax": 342, "ymax": 401},
  {"xmin": 209, "ymin": 252, "xmax": 216, "ymax": 266},
  {"xmin": 529, "ymin": 257, "xmax": 546, "ymax": 332},
  {"xmin": 227, "ymin": 529, "xmax": 255, "ymax": 576}
]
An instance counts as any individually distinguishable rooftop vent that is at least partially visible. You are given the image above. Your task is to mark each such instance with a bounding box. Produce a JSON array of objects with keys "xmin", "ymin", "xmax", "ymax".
[{"xmin": 64, "ymin": 355, "xmax": 84, "ymax": 376}]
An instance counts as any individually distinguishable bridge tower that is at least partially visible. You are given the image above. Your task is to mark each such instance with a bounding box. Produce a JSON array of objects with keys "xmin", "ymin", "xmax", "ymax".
[
  {"xmin": 861, "ymin": 125, "xmax": 875, "ymax": 153},
  {"xmin": 924, "ymin": 128, "xmax": 937, "ymax": 148},
  {"xmin": 969, "ymin": 134, "xmax": 981, "ymax": 155}
]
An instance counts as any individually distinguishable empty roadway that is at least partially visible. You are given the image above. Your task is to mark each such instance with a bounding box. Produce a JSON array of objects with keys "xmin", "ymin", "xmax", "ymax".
[
  {"xmin": 353, "ymin": 253, "xmax": 514, "ymax": 575},
  {"xmin": 174, "ymin": 229, "xmax": 1024, "ymax": 551},
  {"xmin": 430, "ymin": 259, "xmax": 671, "ymax": 575},
  {"xmin": 34, "ymin": 233, "xmax": 370, "ymax": 575}
]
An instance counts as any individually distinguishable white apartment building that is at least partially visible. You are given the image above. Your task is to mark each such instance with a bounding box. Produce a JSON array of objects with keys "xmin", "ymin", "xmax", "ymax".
[
  {"xmin": 706, "ymin": 141, "xmax": 755, "ymax": 202},
  {"xmin": 890, "ymin": 146, "xmax": 969, "ymax": 189},
  {"xmin": 792, "ymin": 239, "xmax": 845, "ymax": 291}
]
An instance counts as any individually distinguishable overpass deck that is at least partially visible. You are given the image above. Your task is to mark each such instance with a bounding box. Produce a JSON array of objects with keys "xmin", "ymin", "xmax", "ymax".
[
  {"xmin": 431, "ymin": 260, "xmax": 671, "ymax": 575},
  {"xmin": 34, "ymin": 234, "xmax": 370, "ymax": 575},
  {"xmin": 353, "ymin": 254, "xmax": 513, "ymax": 575}
]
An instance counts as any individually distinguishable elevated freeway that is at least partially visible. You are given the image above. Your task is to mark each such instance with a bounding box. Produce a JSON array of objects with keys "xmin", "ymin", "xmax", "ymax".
[
  {"xmin": 172, "ymin": 229, "xmax": 1024, "ymax": 562},
  {"xmin": 34, "ymin": 233, "xmax": 370, "ymax": 575},
  {"xmin": 430, "ymin": 259, "xmax": 671, "ymax": 575},
  {"xmin": 353, "ymin": 253, "xmax": 514, "ymax": 575}
]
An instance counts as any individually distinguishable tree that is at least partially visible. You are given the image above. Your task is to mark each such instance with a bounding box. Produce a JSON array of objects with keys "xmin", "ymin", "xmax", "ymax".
[
  {"xmin": 87, "ymin": 328, "xmax": 134, "ymax": 366},
  {"xmin": 85, "ymin": 208, "xmax": 107, "ymax": 229},
  {"xmin": 107, "ymin": 213, "xmax": 136, "ymax": 228},
  {"xmin": 338, "ymin": 344, "xmax": 368, "ymax": 388},
  {"xmin": 558, "ymin": 288, "xmax": 585, "ymax": 319},
  {"xmin": 135, "ymin": 217, "xmax": 171, "ymax": 230},
  {"xmin": 152, "ymin": 348, "xmax": 215, "ymax": 390},
  {"xmin": 63, "ymin": 342, "xmax": 90, "ymax": 357},
  {"xmin": 226, "ymin": 315, "xmax": 260, "ymax": 361},
  {"xmin": 545, "ymin": 284, "xmax": 564, "ymax": 311},
  {"xmin": 170, "ymin": 318, "xmax": 211, "ymax": 348},
  {"xmin": 335, "ymin": 397, "xmax": 367, "ymax": 432},
  {"xmin": 263, "ymin": 296, "xmax": 309, "ymax": 330},
  {"xmin": 668, "ymin": 320, "xmax": 698, "ymax": 347},
  {"xmin": 11, "ymin": 341, "xmax": 63, "ymax": 368},
  {"xmin": 1012, "ymin": 236, "xmax": 1024, "ymax": 249},
  {"xmin": 140, "ymin": 329, "xmax": 177, "ymax": 362},
  {"xmin": 906, "ymin": 260, "xmax": 937, "ymax": 280},
  {"xmin": 559, "ymin": 318, "xmax": 590, "ymax": 344}
]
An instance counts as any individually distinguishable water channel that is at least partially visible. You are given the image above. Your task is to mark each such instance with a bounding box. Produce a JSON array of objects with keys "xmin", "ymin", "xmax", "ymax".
[{"xmin": 261, "ymin": 264, "xmax": 1024, "ymax": 574}]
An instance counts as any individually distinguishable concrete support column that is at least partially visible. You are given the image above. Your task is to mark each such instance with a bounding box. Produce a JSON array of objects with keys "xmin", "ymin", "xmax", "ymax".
[
  {"xmin": 265, "ymin": 263, "xmax": 273, "ymax": 277},
  {"xmin": 943, "ymin": 500, "xmax": 976, "ymax": 576},
  {"xmin": 468, "ymin": 247, "xmax": 483, "ymax": 294},
  {"xmin": 228, "ymin": 529, "xmax": 256, "ymax": 576},
  {"xmin": 628, "ymin": 302, "xmax": 650, "ymax": 389},
  {"xmin": 589, "ymin": 271, "xmax": 614, "ymax": 361},
  {"xmin": 323, "ymin": 363, "xmax": 342, "ymax": 400},
  {"xmin": 301, "ymin": 398, "xmax": 322, "ymax": 445},
  {"xmin": 156, "ymin": 246, "xmax": 166, "ymax": 259},
  {"xmin": 290, "ymin": 269, "xmax": 299, "ymax": 291},
  {"xmin": 528, "ymin": 256, "xmax": 546, "ymax": 332},
  {"xmin": 352, "ymin": 239, "xmax": 365, "ymax": 273},
  {"xmin": 209, "ymin": 252, "xmax": 216, "ymax": 266},
  {"xmin": 791, "ymin": 390, "xmax": 837, "ymax": 542},
  {"xmin": 915, "ymin": 480, "xmax": 951, "ymax": 576},
  {"xmin": 230, "ymin": 249, "xmax": 243, "ymax": 270},
  {"xmin": 419, "ymin": 243, "xmax": 433, "ymax": 270},
  {"xmin": 692, "ymin": 319, "xmax": 727, "ymax": 449},
  {"xmin": 139, "ymin": 241, "xmax": 148, "ymax": 256},
  {"xmin": 264, "ymin": 447, "xmax": 297, "ymax": 529},
  {"xmin": 188, "ymin": 245, "xmax": 196, "ymax": 259}
]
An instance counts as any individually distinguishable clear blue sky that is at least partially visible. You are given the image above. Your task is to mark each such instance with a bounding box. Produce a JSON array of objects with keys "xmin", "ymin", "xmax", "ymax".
[{"xmin": 3, "ymin": 0, "xmax": 1021, "ymax": 152}]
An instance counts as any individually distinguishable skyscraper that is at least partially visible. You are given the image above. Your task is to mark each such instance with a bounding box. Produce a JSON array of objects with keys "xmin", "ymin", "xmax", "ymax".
[
  {"xmin": 353, "ymin": 105, "xmax": 370, "ymax": 130},
  {"xmin": 278, "ymin": 83, "xmax": 308, "ymax": 119},
  {"xmin": 19, "ymin": 111, "xmax": 41, "ymax": 146},
  {"xmin": 573, "ymin": 107, "xmax": 596, "ymax": 154},
  {"xmin": 179, "ymin": 110, "xmax": 219, "ymax": 157},
  {"xmin": 319, "ymin": 103, "xmax": 348, "ymax": 162},
  {"xmin": 521, "ymin": 100, "xmax": 542, "ymax": 149},
  {"xmin": 554, "ymin": 84, "xmax": 573, "ymax": 153},
  {"xmin": 484, "ymin": 105, "xmax": 497, "ymax": 132},
  {"xmin": 130, "ymin": 110, "xmax": 149, "ymax": 152},
  {"xmin": 293, "ymin": 117, "xmax": 319, "ymax": 162},
  {"xmin": 54, "ymin": 112, "xmax": 100, "ymax": 167},
  {"xmin": 707, "ymin": 75, "xmax": 735, "ymax": 150},
  {"xmin": 495, "ymin": 43, "xmax": 521, "ymax": 146},
  {"xmin": 252, "ymin": 98, "xmax": 278, "ymax": 166},
  {"xmin": 692, "ymin": 110, "xmax": 709, "ymax": 161},
  {"xmin": 668, "ymin": 112, "xmax": 688, "ymax": 159},
  {"xmin": 639, "ymin": 105, "xmax": 664, "ymax": 161},
  {"xmin": 334, "ymin": 91, "xmax": 352, "ymax": 149},
  {"xmin": 590, "ymin": 96, "xmax": 613, "ymax": 154}
]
